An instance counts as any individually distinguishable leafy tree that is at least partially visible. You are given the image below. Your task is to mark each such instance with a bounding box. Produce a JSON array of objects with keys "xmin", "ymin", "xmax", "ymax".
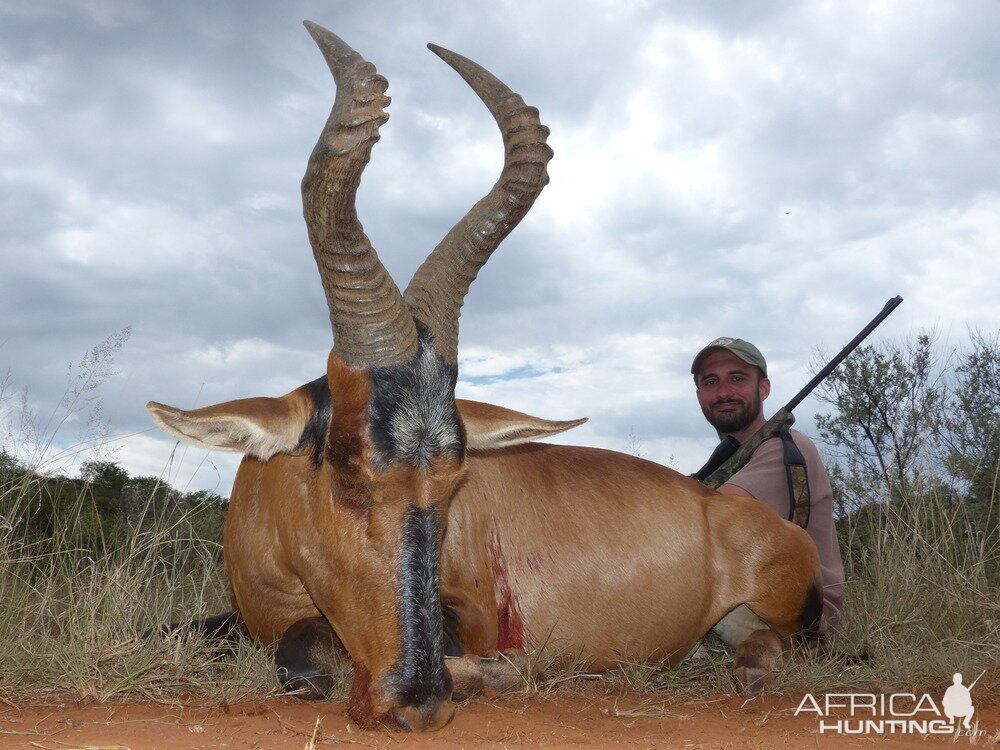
[
  {"xmin": 0, "ymin": 448, "xmax": 22, "ymax": 474},
  {"xmin": 79, "ymin": 460, "xmax": 131, "ymax": 526},
  {"xmin": 80, "ymin": 460, "xmax": 129, "ymax": 488},
  {"xmin": 183, "ymin": 489, "xmax": 228, "ymax": 508},
  {"xmin": 119, "ymin": 475, "xmax": 179, "ymax": 522},
  {"xmin": 815, "ymin": 333, "xmax": 943, "ymax": 511},
  {"xmin": 939, "ymin": 330, "xmax": 1000, "ymax": 512}
]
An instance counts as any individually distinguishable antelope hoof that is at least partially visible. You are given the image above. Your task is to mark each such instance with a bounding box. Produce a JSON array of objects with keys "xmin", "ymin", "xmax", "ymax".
[
  {"xmin": 481, "ymin": 649, "xmax": 532, "ymax": 695},
  {"xmin": 734, "ymin": 629, "xmax": 783, "ymax": 694},
  {"xmin": 279, "ymin": 670, "xmax": 338, "ymax": 700},
  {"xmin": 275, "ymin": 616, "xmax": 344, "ymax": 700},
  {"xmin": 445, "ymin": 655, "xmax": 485, "ymax": 702},
  {"xmin": 445, "ymin": 649, "xmax": 533, "ymax": 701}
]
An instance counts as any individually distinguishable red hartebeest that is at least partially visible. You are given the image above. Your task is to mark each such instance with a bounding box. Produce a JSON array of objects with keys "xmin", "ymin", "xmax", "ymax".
[{"xmin": 148, "ymin": 23, "xmax": 824, "ymax": 732}]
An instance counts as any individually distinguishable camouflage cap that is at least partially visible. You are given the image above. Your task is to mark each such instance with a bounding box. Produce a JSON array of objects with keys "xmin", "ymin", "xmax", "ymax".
[{"xmin": 691, "ymin": 337, "xmax": 768, "ymax": 379}]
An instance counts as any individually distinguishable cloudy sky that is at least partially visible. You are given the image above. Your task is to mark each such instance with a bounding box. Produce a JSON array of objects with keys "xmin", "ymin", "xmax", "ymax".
[{"xmin": 2, "ymin": 0, "xmax": 997, "ymax": 494}]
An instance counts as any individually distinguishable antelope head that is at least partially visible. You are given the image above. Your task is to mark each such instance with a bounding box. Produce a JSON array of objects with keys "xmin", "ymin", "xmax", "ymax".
[
  {"xmin": 299, "ymin": 23, "xmax": 551, "ymax": 728},
  {"xmin": 149, "ymin": 22, "xmax": 552, "ymax": 731}
]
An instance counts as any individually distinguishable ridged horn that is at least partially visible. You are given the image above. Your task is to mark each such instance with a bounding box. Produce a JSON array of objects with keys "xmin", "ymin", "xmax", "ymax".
[
  {"xmin": 302, "ymin": 21, "xmax": 418, "ymax": 368},
  {"xmin": 403, "ymin": 44, "xmax": 553, "ymax": 364}
]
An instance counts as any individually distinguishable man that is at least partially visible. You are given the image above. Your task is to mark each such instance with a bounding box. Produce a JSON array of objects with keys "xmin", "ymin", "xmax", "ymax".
[{"xmin": 692, "ymin": 337, "xmax": 845, "ymax": 634}]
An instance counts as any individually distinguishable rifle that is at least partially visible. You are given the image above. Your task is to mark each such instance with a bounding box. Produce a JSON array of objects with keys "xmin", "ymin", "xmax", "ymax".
[{"xmin": 692, "ymin": 296, "xmax": 904, "ymax": 525}]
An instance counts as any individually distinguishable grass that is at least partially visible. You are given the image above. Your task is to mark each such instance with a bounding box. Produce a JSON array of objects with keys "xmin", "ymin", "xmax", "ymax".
[
  {"xmin": 834, "ymin": 477, "xmax": 1000, "ymax": 693},
  {"xmin": 0, "ymin": 486, "xmax": 277, "ymax": 704},
  {"xmin": 0, "ymin": 339, "xmax": 287, "ymax": 705}
]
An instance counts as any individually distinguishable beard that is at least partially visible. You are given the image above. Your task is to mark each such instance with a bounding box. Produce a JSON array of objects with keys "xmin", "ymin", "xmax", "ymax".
[{"xmin": 702, "ymin": 394, "xmax": 762, "ymax": 435}]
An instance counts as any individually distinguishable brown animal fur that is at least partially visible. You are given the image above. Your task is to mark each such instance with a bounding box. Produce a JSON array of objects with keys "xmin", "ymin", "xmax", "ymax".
[
  {"xmin": 151, "ymin": 384, "xmax": 821, "ymax": 707},
  {"xmin": 147, "ymin": 23, "xmax": 819, "ymax": 732}
]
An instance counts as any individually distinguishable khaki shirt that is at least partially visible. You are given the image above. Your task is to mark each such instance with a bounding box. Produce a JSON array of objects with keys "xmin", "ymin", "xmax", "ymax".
[{"xmin": 727, "ymin": 429, "xmax": 845, "ymax": 634}]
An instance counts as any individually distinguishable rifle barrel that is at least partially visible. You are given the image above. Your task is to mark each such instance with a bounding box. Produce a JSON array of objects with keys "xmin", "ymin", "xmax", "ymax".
[{"xmin": 783, "ymin": 295, "xmax": 903, "ymax": 413}]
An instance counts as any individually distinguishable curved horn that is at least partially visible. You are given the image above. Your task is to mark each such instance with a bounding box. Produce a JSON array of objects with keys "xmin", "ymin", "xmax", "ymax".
[
  {"xmin": 403, "ymin": 45, "xmax": 553, "ymax": 364},
  {"xmin": 302, "ymin": 21, "xmax": 418, "ymax": 368}
]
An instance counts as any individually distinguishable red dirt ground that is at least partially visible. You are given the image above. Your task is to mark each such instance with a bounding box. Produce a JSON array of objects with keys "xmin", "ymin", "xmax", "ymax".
[{"xmin": 1, "ymin": 688, "xmax": 997, "ymax": 749}]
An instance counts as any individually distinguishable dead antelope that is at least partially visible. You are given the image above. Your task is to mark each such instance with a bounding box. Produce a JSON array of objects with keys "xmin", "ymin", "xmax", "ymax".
[{"xmin": 148, "ymin": 22, "xmax": 823, "ymax": 732}]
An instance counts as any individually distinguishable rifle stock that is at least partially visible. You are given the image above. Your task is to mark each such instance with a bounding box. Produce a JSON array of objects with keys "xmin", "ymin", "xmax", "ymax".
[
  {"xmin": 691, "ymin": 435, "xmax": 740, "ymax": 482},
  {"xmin": 703, "ymin": 407, "xmax": 794, "ymax": 489}
]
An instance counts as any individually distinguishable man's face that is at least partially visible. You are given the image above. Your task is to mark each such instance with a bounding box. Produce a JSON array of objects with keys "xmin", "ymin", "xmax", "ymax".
[{"xmin": 695, "ymin": 350, "xmax": 770, "ymax": 435}]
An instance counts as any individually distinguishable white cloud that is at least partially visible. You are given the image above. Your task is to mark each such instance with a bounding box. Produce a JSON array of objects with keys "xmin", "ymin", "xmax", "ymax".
[
  {"xmin": 153, "ymin": 74, "xmax": 242, "ymax": 145},
  {"xmin": 52, "ymin": 197, "xmax": 226, "ymax": 270},
  {"xmin": 2, "ymin": 0, "xmax": 997, "ymax": 493},
  {"xmin": 0, "ymin": 53, "xmax": 59, "ymax": 105}
]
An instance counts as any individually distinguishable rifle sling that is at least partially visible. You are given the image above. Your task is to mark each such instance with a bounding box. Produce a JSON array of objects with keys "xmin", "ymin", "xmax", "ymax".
[
  {"xmin": 778, "ymin": 430, "xmax": 811, "ymax": 529},
  {"xmin": 691, "ymin": 435, "xmax": 740, "ymax": 482}
]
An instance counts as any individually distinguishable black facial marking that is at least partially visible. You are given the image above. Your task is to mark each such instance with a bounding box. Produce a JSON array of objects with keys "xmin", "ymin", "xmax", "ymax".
[
  {"xmin": 295, "ymin": 330, "xmax": 465, "ymax": 471},
  {"xmin": 368, "ymin": 328, "xmax": 464, "ymax": 469},
  {"xmin": 389, "ymin": 504, "xmax": 452, "ymax": 709},
  {"xmin": 295, "ymin": 375, "xmax": 332, "ymax": 467}
]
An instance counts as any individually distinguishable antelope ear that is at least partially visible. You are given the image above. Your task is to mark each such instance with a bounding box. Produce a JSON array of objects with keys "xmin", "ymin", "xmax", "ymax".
[
  {"xmin": 457, "ymin": 399, "xmax": 587, "ymax": 450},
  {"xmin": 147, "ymin": 388, "xmax": 313, "ymax": 460}
]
